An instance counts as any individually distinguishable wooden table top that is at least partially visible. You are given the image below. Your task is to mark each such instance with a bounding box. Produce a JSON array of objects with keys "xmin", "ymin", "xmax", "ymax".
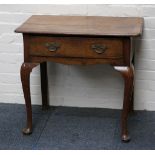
[{"xmin": 15, "ymin": 15, "xmax": 143, "ymax": 37}]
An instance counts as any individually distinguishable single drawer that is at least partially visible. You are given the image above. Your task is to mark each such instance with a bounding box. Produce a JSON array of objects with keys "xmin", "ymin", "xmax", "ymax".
[{"xmin": 29, "ymin": 36, "xmax": 123, "ymax": 59}]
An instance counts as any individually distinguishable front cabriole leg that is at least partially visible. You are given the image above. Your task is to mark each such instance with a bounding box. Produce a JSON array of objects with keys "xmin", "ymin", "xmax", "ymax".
[
  {"xmin": 20, "ymin": 62, "xmax": 39, "ymax": 135},
  {"xmin": 114, "ymin": 65, "xmax": 134, "ymax": 142}
]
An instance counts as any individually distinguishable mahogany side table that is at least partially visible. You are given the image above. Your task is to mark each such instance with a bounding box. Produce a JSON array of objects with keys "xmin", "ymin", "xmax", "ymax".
[{"xmin": 15, "ymin": 15, "xmax": 143, "ymax": 142}]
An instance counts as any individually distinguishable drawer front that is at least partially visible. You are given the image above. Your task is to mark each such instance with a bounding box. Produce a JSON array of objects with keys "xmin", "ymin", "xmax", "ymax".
[{"xmin": 29, "ymin": 36, "xmax": 123, "ymax": 59}]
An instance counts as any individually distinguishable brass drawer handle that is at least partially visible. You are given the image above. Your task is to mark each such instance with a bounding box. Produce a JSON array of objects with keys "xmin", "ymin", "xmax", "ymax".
[
  {"xmin": 91, "ymin": 44, "xmax": 107, "ymax": 54},
  {"xmin": 45, "ymin": 42, "xmax": 60, "ymax": 52}
]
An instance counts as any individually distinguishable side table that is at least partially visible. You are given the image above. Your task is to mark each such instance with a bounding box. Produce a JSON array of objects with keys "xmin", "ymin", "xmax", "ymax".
[{"xmin": 15, "ymin": 15, "xmax": 143, "ymax": 142}]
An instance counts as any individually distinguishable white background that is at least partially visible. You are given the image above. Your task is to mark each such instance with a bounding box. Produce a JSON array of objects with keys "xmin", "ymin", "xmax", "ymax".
[{"xmin": 0, "ymin": 4, "xmax": 155, "ymax": 110}]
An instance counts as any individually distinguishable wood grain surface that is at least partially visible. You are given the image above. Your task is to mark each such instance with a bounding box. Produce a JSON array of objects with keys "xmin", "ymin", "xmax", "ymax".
[
  {"xmin": 15, "ymin": 15, "xmax": 143, "ymax": 36},
  {"xmin": 29, "ymin": 36, "xmax": 123, "ymax": 59}
]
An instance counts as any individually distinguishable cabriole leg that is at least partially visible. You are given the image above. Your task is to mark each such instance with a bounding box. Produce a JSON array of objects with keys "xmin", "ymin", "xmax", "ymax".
[
  {"xmin": 20, "ymin": 62, "xmax": 39, "ymax": 135},
  {"xmin": 114, "ymin": 65, "xmax": 134, "ymax": 142}
]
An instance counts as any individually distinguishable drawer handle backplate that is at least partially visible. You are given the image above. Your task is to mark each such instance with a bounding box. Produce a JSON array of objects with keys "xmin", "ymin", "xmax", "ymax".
[
  {"xmin": 45, "ymin": 42, "xmax": 60, "ymax": 52},
  {"xmin": 91, "ymin": 44, "xmax": 107, "ymax": 54}
]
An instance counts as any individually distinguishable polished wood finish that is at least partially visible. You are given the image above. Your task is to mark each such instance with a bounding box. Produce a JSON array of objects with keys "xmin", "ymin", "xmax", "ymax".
[
  {"xmin": 15, "ymin": 15, "xmax": 143, "ymax": 142},
  {"xmin": 29, "ymin": 36, "xmax": 123, "ymax": 59},
  {"xmin": 114, "ymin": 66, "xmax": 134, "ymax": 142},
  {"xmin": 15, "ymin": 15, "xmax": 143, "ymax": 36},
  {"xmin": 20, "ymin": 62, "xmax": 39, "ymax": 134},
  {"xmin": 31, "ymin": 56, "xmax": 124, "ymax": 66}
]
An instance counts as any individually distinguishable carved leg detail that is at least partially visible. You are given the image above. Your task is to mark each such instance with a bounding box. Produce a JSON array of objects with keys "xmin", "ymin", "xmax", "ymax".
[
  {"xmin": 40, "ymin": 62, "xmax": 49, "ymax": 110},
  {"xmin": 114, "ymin": 65, "xmax": 134, "ymax": 142},
  {"xmin": 20, "ymin": 62, "xmax": 39, "ymax": 135}
]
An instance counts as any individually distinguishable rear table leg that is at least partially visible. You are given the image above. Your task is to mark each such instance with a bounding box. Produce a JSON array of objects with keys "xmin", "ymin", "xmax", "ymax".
[{"xmin": 40, "ymin": 62, "xmax": 49, "ymax": 110}]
